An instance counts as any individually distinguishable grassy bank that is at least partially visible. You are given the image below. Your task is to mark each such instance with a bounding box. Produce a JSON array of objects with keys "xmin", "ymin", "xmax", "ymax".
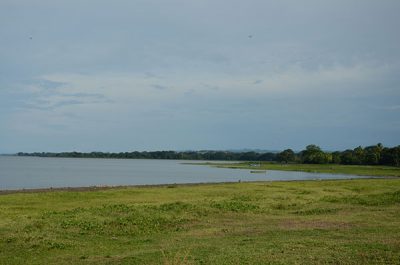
[
  {"xmin": 194, "ymin": 162, "xmax": 400, "ymax": 177},
  {"xmin": 1, "ymin": 179, "xmax": 400, "ymax": 264}
]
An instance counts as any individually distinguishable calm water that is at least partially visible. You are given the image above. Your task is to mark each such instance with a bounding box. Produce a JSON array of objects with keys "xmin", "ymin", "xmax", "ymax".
[{"xmin": 0, "ymin": 156, "xmax": 366, "ymax": 190}]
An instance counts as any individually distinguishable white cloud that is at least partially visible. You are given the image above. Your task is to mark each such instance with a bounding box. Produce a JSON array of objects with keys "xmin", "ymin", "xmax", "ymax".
[
  {"xmin": 24, "ymin": 62, "xmax": 389, "ymax": 112},
  {"xmin": 5, "ymin": 61, "xmax": 389, "ymax": 137}
]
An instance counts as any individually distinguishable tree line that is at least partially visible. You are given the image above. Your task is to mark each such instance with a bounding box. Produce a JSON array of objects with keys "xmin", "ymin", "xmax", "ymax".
[
  {"xmin": 276, "ymin": 144, "xmax": 400, "ymax": 167},
  {"xmin": 16, "ymin": 150, "xmax": 276, "ymax": 161},
  {"xmin": 16, "ymin": 143, "xmax": 400, "ymax": 166}
]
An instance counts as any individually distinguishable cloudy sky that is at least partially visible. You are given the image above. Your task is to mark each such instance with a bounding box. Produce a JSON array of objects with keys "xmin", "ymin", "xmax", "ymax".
[{"xmin": 1, "ymin": 0, "xmax": 399, "ymax": 153}]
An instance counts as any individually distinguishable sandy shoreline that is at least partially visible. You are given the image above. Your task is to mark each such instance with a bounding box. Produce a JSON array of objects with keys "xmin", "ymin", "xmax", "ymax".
[
  {"xmin": 0, "ymin": 177, "xmax": 380, "ymax": 195},
  {"xmin": 0, "ymin": 181, "xmax": 247, "ymax": 195}
]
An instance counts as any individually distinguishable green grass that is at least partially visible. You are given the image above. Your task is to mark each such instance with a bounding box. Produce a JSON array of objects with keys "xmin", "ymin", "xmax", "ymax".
[
  {"xmin": 1, "ymin": 179, "xmax": 400, "ymax": 264},
  {"xmin": 195, "ymin": 162, "xmax": 400, "ymax": 177}
]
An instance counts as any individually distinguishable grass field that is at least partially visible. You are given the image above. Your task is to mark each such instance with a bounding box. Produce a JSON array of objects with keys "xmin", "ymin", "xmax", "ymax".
[
  {"xmin": 1, "ymin": 178, "xmax": 400, "ymax": 264},
  {"xmin": 194, "ymin": 162, "xmax": 400, "ymax": 177}
]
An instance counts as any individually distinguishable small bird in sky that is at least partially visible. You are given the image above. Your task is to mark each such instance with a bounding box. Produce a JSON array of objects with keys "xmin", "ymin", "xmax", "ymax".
[
  {"xmin": 29, "ymin": 37, "xmax": 32, "ymax": 40},
  {"xmin": 248, "ymin": 35, "xmax": 253, "ymax": 38}
]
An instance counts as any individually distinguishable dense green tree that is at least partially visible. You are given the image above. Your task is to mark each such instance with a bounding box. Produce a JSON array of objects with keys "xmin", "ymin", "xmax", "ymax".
[
  {"xmin": 277, "ymin": 149, "xmax": 296, "ymax": 163},
  {"xmin": 258, "ymin": 152, "xmax": 276, "ymax": 161},
  {"xmin": 301, "ymin": 145, "xmax": 331, "ymax": 164},
  {"xmin": 340, "ymin": 149, "xmax": 356, "ymax": 164},
  {"xmin": 331, "ymin": 151, "xmax": 342, "ymax": 164},
  {"xmin": 352, "ymin": 146, "xmax": 365, "ymax": 165},
  {"xmin": 364, "ymin": 143, "xmax": 383, "ymax": 165},
  {"xmin": 381, "ymin": 146, "xmax": 400, "ymax": 166}
]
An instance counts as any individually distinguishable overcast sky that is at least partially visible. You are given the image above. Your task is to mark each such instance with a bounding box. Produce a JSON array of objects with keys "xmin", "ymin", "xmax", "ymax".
[{"xmin": 1, "ymin": 0, "xmax": 399, "ymax": 153}]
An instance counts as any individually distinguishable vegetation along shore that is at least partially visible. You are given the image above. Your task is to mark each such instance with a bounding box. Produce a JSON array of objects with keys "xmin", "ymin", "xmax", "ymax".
[
  {"xmin": 195, "ymin": 162, "xmax": 400, "ymax": 177},
  {"xmin": 16, "ymin": 143, "xmax": 400, "ymax": 167}
]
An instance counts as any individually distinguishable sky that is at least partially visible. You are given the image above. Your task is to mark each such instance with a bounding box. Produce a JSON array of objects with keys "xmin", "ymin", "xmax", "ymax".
[{"xmin": 0, "ymin": 0, "xmax": 399, "ymax": 153}]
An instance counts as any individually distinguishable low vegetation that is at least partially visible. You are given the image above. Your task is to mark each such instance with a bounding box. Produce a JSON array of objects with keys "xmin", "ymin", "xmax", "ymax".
[
  {"xmin": 199, "ymin": 162, "xmax": 400, "ymax": 177},
  {"xmin": 1, "ymin": 178, "xmax": 400, "ymax": 264}
]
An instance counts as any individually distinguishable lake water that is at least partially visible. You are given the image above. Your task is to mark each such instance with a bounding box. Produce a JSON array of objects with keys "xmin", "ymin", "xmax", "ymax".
[{"xmin": 0, "ymin": 156, "xmax": 367, "ymax": 190}]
